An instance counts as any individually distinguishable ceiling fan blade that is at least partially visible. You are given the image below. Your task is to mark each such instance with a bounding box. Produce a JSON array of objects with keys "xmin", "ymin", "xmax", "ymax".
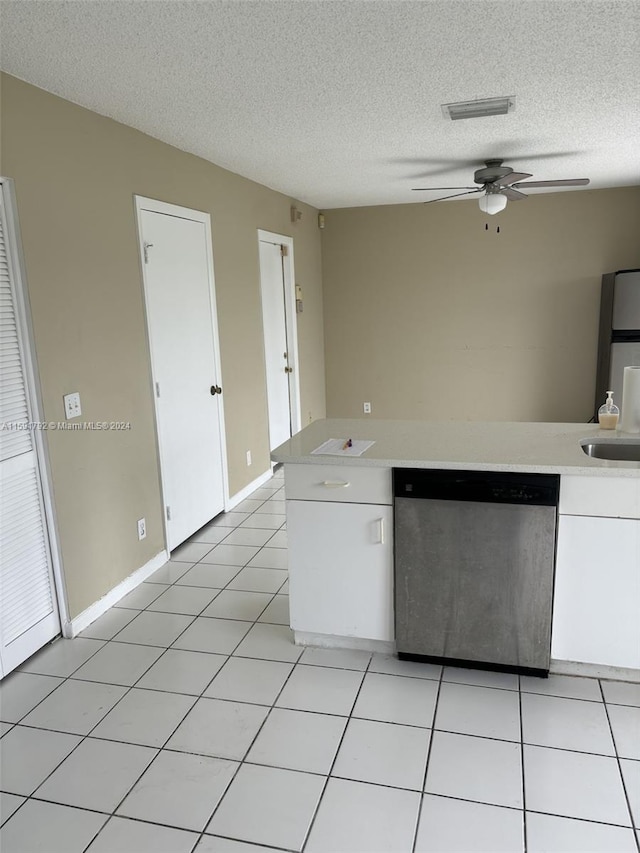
[
  {"xmin": 422, "ymin": 190, "xmax": 482, "ymax": 203},
  {"xmin": 501, "ymin": 187, "xmax": 528, "ymax": 200},
  {"xmin": 483, "ymin": 150, "xmax": 581, "ymax": 163},
  {"xmin": 512, "ymin": 178, "xmax": 590, "ymax": 188},
  {"xmin": 494, "ymin": 171, "xmax": 532, "ymax": 187},
  {"xmin": 412, "ymin": 186, "xmax": 478, "ymax": 191},
  {"xmin": 392, "ymin": 151, "xmax": 578, "ymax": 168}
]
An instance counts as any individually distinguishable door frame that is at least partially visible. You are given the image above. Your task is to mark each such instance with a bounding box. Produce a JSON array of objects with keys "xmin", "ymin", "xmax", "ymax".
[
  {"xmin": 0, "ymin": 177, "xmax": 70, "ymax": 643},
  {"xmin": 134, "ymin": 196, "xmax": 230, "ymax": 552},
  {"xmin": 257, "ymin": 230, "xmax": 302, "ymax": 442}
]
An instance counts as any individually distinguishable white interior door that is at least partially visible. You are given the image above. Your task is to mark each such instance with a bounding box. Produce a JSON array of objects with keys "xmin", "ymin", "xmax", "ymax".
[
  {"xmin": 138, "ymin": 201, "xmax": 226, "ymax": 551},
  {"xmin": 0, "ymin": 181, "xmax": 61, "ymax": 678},
  {"xmin": 258, "ymin": 235, "xmax": 301, "ymax": 451}
]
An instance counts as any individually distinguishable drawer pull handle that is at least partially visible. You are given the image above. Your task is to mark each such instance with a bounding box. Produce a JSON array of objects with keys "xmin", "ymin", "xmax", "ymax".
[
  {"xmin": 321, "ymin": 480, "xmax": 351, "ymax": 488},
  {"xmin": 377, "ymin": 518, "xmax": 385, "ymax": 545}
]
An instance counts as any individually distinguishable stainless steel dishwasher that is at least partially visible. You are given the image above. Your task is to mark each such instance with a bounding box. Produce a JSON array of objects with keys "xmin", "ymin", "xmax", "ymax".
[{"xmin": 394, "ymin": 468, "xmax": 560, "ymax": 677}]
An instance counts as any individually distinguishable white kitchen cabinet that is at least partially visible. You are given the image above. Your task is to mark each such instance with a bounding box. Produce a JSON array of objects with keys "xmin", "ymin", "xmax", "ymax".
[
  {"xmin": 284, "ymin": 463, "xmax": 391, "ymax": 505},
  {"xmin": 552, "ymin": 514, "xmax": 640, "ymax": 669},
  {"xmin": 287, "ymin": 499, "xmax": 394, "ymax": 642}
]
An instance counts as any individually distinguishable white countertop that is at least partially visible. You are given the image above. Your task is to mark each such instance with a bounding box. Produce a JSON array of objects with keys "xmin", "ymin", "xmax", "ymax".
[{"xmin": 272, "ymin": 419, "xmax": 640, "ymax": 478}]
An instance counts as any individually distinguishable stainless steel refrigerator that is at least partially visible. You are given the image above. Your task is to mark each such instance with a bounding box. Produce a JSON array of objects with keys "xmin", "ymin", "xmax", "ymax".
[{"xmin": 594, "ymin": 269, "xmax": 640, "ymax": 419}]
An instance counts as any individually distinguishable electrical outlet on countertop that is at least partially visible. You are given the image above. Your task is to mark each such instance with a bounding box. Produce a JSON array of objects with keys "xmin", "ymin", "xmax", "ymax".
[
  {"xmin": 137, "ymin": 518, "xmax": 146, "ymax": 540},
  {"xmin": 363, "ymin": 402, "xmax": 372, "ymax": 414}
]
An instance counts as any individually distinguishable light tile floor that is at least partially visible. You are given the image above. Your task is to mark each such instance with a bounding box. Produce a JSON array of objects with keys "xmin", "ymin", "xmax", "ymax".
[{"xmin": 1, "ymin": 467, "xmax": 639, "ymax": 853}]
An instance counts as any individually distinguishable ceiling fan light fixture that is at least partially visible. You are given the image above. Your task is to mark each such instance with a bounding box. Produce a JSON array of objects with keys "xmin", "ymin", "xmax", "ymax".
[
  {"xmin": 478, "ymin": 192, "xmax": 508, "ymax": 215},
  {"xmin": 441, "ymin": 97, "xmax": 515, "ymax": 121}
]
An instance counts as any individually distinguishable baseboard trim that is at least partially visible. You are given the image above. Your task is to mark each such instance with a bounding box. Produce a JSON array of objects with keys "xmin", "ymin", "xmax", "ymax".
[
  {"xmin": 67, "ymin": 550, "xmax": 169, "ymax": 637},
  {"xmin": 227, "ymin": 469, "xmax": 274, "ymax": 509},
  {"xmin": 551, "ymin": 658, "xmax": 640, "ymax": 683},
  {"xmin": 288, "ymin": 640, "xmax": 640, "ymax": 681},
  {"xmin": 293, "ymin": 630, "xmax": 395, "ymax": 655}
]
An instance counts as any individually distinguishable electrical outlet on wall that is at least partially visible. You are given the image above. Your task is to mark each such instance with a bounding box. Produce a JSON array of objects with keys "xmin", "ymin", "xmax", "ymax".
[
  {"xmin": 137, "ymin": 518, "xmax": 146, "ymax": 540},
  {"xmin": 363, "ymin": 402, "xmax": 372, "ymax": 414},
  {"xmin": 246, "ymin": 450, "xmax": 252, "ymax": 466},
  {"xmin": 63, "ymin": 392, "xmax": 82, "ymax": 420}
]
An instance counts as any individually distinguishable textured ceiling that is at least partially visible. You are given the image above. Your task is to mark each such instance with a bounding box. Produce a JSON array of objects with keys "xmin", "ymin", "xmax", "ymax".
[{"xmin": 1, "ymin": 0, "xmax": 639, "ymax": 208}]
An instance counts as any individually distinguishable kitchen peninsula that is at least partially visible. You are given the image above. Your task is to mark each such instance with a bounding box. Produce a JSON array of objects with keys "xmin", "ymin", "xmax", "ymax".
[{"xmin": 272, "ymin": 420, "xmax": 640, "ymax": 680}]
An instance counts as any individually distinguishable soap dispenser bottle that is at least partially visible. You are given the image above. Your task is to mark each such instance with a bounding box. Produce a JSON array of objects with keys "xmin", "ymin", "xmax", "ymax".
[{"xmin": 598, "ymin": 391, "xmax": 620, "ymax": 429}]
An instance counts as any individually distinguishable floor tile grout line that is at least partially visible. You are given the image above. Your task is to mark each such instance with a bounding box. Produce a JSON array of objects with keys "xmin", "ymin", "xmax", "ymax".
[
  {"xmin": 188, "ymin": 630, "xmax": 306, "ymax": 851},
  {"xmin": 5, "ymin": 772, "xmax": 639, "ymax": 836},
  {"xmin": 518, "ymin": 675, "xmax": 528, "ymax": 853},
  {"xmin": 416, "ymin": 792, "xmax": 639, "ymax": 830},
  {"xmin": 410, "ymin": 663, "xmax": 444, "ymax": 853},
  {"xmin": 598, "ymin": 676, "xmax": 640, "ymax": 850},
  {"xmin": 15, "ymin": 633, "xmax": 110, "ymax": 717},
  {"xmin": 67, "ymin": 803, "xmax": 112, "ymax": 853},
  {"xmin": 77, "ymin": 813, "xmax": 195, "ymax": 853},
  {"xmin": 201, "ymin": 833, "xmax": 294, "ymax": 853},
  {"xmin": 298, "ymin": 656, "xmax": 371, "ymax": 853},
  {"xmin": 10, "ymin": 710, "xmax": 633, "ymax": 765},
  {"xmin": 0, "ymin": 794, "xmax": 29, "ymax": 829},
  {"xmin": 0, "ymin": 673, "xmax": 68, "ymax": 729}
]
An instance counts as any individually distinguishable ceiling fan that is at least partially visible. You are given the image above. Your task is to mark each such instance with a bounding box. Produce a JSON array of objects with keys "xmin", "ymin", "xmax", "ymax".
[{"xmin": 412, "ymin": 159, "xmax": 590, "ymax": 214}]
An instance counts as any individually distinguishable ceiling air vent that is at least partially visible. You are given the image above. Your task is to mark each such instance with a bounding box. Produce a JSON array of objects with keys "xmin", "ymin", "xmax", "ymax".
[{"xmin": 441, "ymin": 96, "xmax": 515, "ymax": 121}]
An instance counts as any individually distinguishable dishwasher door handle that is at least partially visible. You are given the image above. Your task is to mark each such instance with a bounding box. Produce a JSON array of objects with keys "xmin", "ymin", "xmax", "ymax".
[{"xmin": 320, "ymin": 480, "xmax": 351, "ymax": 488}]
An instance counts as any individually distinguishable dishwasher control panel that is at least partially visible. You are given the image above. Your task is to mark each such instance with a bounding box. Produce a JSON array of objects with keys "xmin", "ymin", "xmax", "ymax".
[{"xmin": 393, "ymin": 469, "xmax": 560, "ymax": 507}]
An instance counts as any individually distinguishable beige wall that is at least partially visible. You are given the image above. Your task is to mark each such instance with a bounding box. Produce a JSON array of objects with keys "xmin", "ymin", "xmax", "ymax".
[
  {"xmin": 321, "ymin": 187, "xmax": 640, "ymax": 423},
  {"xmin": 0, "ymin": 74, "xmax": 326, "ymax": 619}
]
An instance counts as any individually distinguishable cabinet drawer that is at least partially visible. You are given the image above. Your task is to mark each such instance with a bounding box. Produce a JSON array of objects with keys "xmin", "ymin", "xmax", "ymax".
[
  {"xmin": 284, "ymin": 464, "xmax": 392, "ymax": 504},
  {"xmin": 559, "ymin": 476, "xmax": 640, "ymax": 519}
]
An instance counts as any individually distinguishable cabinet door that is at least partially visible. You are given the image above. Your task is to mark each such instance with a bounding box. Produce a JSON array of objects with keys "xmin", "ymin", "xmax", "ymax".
[
  {"xmin": 552, "ymin": 515, "xmax": 640, "ymax": 669},
  {"xmin": 287, "ymin": 500, "xmax": 394, "ymax": 641}
]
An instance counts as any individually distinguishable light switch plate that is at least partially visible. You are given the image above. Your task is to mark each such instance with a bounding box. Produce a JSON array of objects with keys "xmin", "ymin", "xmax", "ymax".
[{"xmin": 63, "ymin": 392, "xmax": 82, "ymax": 420}]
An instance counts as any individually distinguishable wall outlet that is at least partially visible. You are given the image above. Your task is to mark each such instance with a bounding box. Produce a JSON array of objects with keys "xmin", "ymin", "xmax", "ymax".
[
  {"xmin": 363, "ymin": 402, "xmax": 372, "ymax": 414},
  {"xmin": 137, "ymin": 518, "xmax": 146, "ymax": 540},
  {"xmin": 63, "ymin": 392, "xmax": 82, "ymax": 420},
  {"xmin": 246, "ymin": 450, "xmax": 252, "ymax": 466}
]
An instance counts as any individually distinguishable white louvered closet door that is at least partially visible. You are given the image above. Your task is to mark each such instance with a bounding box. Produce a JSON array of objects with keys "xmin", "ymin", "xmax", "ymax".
[{"xmin": 0, "ymin": 183, "xmax": 60, "ymax": 678}]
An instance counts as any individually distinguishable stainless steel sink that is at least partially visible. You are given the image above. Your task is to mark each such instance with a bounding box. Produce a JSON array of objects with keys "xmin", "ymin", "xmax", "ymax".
[{"xmin": 581, "ymin": 440, "xmax": 640, "ymax": 461}]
